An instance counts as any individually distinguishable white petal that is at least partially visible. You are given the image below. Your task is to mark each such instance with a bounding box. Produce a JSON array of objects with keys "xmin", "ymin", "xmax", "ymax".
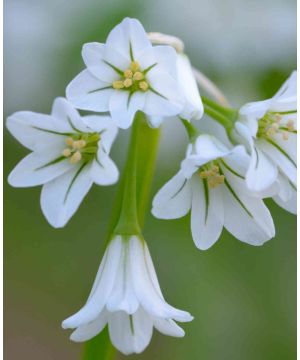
[
  {"xmin": 190, "ymin": 175, "xmax": 224, "ymax": 250},
  {"xmin": 273, "ymin": 174, "xmax": 297, "ymax": 214},
  {"xmin": 40, "ymin": 163, "xmax": 93, "ymax": 228},
  {"xmin": 147, "ymin": 115, "xmax": 164, "ymax": 128},
  {"xmin": 222, "ymin": 173, "xmax": 275, "ymax": 245},
  {"xmin": 91, "ymin": 149, "xmax": 119, "ymax": 186},
  {"xmin": 258, "ymin": 138, "xmax": 296, "ymax": 185},
  {"xmin": 6, "ymin": 111, "xmax": 63, "ymax": 152},
  {"xmin": 106, "ymin": 240, "xmax": 139, "ymax": 314},
  {"xmin": 153, "ymin": 318, "xmax": 185, "ymax": 337},
  {"xmin": 62, "ymin": 236, "xmax": 123, "ymax": 328},
  {"xmin": 66, "ymin": 69, "xmax": 113, "ymax": 112},
  {"xmin": 137, "ymin": 45, "xmax": 177, "ymax": 76},
  {"xmin": 109, "ymin": 90, "xmax": 146, "ymax": 129},
  {"xmin": 271, "ymin": 71, "xmax": 297, "ymax": 112},
  {"xmin": 177, "ymin": 54, "xmax": 203, "ymax": 121},
  {"xmin": 130, "ymin": 236, "xmax": 193, "ymax": 322},
  {"xmin": 8, "ymin": 148, "xmax": 72, "ymax": 187},
  {"xmin": 51, "ymin": 97, "xmax": 92, "ymax": 133},
  {"xmin": 195, "ymin": 134, "xmax": 230, "ymax": 159},
  {"xmin": 108, "ymin": 308, "xmax": 153, "ymax": 355},
  {"xmin": 82, "ymin": 42, "xmax": 128, "ymax": 83},
  {"xmin": 144, "ymin": 71, "xmax": 183, "ymax": 117},
  {"xmin": 106, "ymin": 18, "xmax": 151, "ymax": 60},
  {"xmin": 70, "ymin": 309, "xmax": 108, "ymax": 342},
  {"xmin": 239, "ymin": 99, "xmax": 270, "ymax": 136},
  {"xmin": 152, "ymin": 171, "xmax": 192, "ymax": 219}
]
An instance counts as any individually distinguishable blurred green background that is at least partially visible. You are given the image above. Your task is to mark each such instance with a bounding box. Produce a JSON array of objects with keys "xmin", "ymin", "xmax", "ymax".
[{"xmin": 4, "ymin": 0, "xmax": 296, "ymax": 359}]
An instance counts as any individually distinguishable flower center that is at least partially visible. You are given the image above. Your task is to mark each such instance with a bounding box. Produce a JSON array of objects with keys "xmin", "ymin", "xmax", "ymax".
[
  {"xmin": 112, "ymin": 61, "xmax": 150, "ymax": 92},
  {"xmin": 258, "ymin": 112, "xmax": 295, "ymax": 140},
  {"xmin": 62, "ymin": 133, "xmax": 100, "ymax": 164},
  {"xmin": 199, "ymin": 162, "xmax": 225, "ymax": 189}
]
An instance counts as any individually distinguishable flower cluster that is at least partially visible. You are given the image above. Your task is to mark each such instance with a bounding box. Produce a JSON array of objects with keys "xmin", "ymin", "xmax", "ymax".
[{"xmin": 7, "ymin": 18, "xmax": 297, "ymax": 355}]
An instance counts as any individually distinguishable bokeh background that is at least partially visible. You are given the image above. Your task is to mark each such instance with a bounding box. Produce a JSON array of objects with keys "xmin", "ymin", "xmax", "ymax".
[{"xmin": 4, "ymin": 0, "xmax": 297, "ymax": 359}]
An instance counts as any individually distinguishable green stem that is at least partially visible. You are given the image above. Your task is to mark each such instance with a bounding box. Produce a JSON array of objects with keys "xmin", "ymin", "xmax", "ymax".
[
  {"xmin": 180, "ymin": 118, "xmax": 199, "ymax": 142},
  {"xmin": 204, "ymin": 104, "xmax": 234, "ymax": 130},
  {"xmin": 202, "ymin": 96, "xmax": 237, "ymax": 119}
]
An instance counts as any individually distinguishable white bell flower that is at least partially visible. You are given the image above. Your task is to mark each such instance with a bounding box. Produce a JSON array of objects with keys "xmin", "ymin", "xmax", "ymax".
[
  {"xmin": 62, "ymin": 235, "xmax": 193, "ymax": 355},
  {"xmin": 66, "ymin": 17, "xmax": 184, "ymax": 129},
  {"xmin": 235, "ymin": 71, "xmax": 297, "ymax": 213},
  {"xmin": 7, "ymin": 97, "xmax": 119, "ymax": 228},
  {"xmin": 152, "ymin": 134, "xmax": 275, "ymax": 250}
]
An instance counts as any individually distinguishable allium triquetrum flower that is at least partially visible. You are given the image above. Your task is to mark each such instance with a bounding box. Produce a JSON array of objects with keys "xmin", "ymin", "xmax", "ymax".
[
  {"xmin": 234, "ymin": 71, "xmax": 297, "ymax": 213},
  {"xmin": 152, "ymin": 134, "xmax": 275, "ymax": 250},
  {"xmin": 62, "ymin": 235, "xmax": 193, "ymax": 355},
  {"xmin": 7, "ymin": 97, "xmax": 119, "ymax": 228},
  {"xmin": 66, "ymin": 17, "xmax": 184, "ymax": 129}
]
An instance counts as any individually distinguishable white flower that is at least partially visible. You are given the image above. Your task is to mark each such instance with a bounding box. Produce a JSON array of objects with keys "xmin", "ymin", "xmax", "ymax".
[
  {"xmin": 235, "ymin": 71, "xmax": 297, "ymax": 214},
  {"xmin": 62, "ymin": 235, "xmax": 193, "ymax": 355},
  {"xmin": 152, "ymin": 134, "xmax": 275, "ymax": 250},
  {"xmin": 66, "ymin": 17, "xmax": 184, "ymax": 129},
  {"xmin": 7, "ymin": 97, "xmax": 119, "ymax": 228}
]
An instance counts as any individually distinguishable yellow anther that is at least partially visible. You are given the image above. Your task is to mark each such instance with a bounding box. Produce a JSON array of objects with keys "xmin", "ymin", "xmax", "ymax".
[
  {"xmin": 211, "ymin": 165, "xmax": 219, "ymax": 173},
  {"xmin": 123, "ymin": 78, "xmax": 133, "ymax": 88},
  {"xmin": 69, "ymin": 151, "xmax": 82, "ymax": 164},
  {"xmin": 286, "ymin": 119, "xmax": 295, "ymax": 131},
  {"xmin": 65, "ymin": 137, "xmax": 74, "ymax": 146},
  {"xmin": 282, "ymin": 131, "xmax": 289, "ymax": 140},
  {"xmin": 133, "ymin": 71, "xmax": 143, "ymax": 80},
  {"xmin": 124, "ymin": 69, "xmax": 133, "ymax": 78},
  {"xmin": 208, "ymin": 175, "xmax": 225, "ymax": 189},
  {"xmin": 73, "ymin": 139, "xmax": 86, "ymax": 149},
  {"xmin": 62, "ymin": 148, "xmax": 72, "ymax": 157},
  {"xmin": 139, "ymin": 81, "xmax": 149, "ymax": 91},
  {"xmin": 130, "ymin": 61, "xmax": 140, "ymax": 72},
  {"xmin": 112, "ymin": 80, "xmax": 125, "ymax": 89},
  {"xmin": 274, "ymin": 114, "xmax": 282, "ymax": 123}
]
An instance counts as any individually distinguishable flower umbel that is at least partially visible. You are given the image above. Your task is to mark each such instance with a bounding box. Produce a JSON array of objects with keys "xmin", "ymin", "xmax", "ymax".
[
  {"xmin": 62, "ymin": 235, "xmax": 193, "ymax": 355},
  {"xmin": 7, "ymin": 97, "xmax": 119, "ymax": 228}
]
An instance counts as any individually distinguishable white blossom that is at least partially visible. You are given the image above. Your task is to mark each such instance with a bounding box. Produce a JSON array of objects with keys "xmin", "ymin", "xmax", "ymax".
[
  {"xmin": 7, "ymin": 97, "xmax": 119, "ymax": 228},
  {"xmin": 152, "ymin": 134, "xmax": 275, "ymax": 250},
  {"xmin": 66, "ymin": 18, "xmax": 184, "ymax": 129},
  {"xmin": 62, "ymin": 235, "xmax": 193, "ymax": 355},
  {"xmin": 234, "ymin": 71, "xmax": 297, "ymax": 214}
]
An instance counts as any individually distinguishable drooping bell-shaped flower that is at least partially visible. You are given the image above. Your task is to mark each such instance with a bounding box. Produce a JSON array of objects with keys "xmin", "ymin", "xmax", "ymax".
[{"xmin": 62, "ymin": 235, "xmax": 193, "ymax": 355}]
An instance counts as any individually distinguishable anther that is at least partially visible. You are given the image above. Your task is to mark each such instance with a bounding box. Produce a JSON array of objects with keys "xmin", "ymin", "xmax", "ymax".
[
  {"xmin": 62, "ymin": 148, "xmax": 72, "ymax": 157},
  {"xmin": 286, "ymin": 120, "xmax": 295, "ymax": 131},
  {"xmin": 282, "ymin": 131, "xmax": 289, "ymax": 140},
  {"xmin": 130, "ymin": 61, "xmax": 140, "ymax": 72},
  {"xmin": 69, "ymin": 151, "xmax": 82, "ymax": 164},
  {"xmin": 73, "ymin": 139, "xmax": 86, "ymax": 149},
  {"xmin": 139, "ymin": 81, "xmax": 149, "ymax": 91},
  {"xmin": 65, "ymin": 137, "xmax": 74, "ymax": 146},
  {"xmin": 123, "ymin": 78, "xmax": 133, "ymax": 88},
  {"xmin": 133, "ymin": 71, "xmax": 143, "ymax": 80},
  {"xmin": 112, "ymin": 80, "xmax": 125, "ymax": 89},
  {"xmin": 124, "ymin": 69, "xmax": 133, "ymax": 78}
]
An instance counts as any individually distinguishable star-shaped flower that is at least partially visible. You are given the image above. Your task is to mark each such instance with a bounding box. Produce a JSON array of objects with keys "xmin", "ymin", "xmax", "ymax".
[
  {"xmin": 66, "ymin": 18, "xmax": 184, "ymax": 129},
  {"xmin": 7, "ymin": 98, "xmax": 119, "ymax": 227},
  {"xmin": 152, "ymin": 135, "xmax": 275, "ymax": 250}
]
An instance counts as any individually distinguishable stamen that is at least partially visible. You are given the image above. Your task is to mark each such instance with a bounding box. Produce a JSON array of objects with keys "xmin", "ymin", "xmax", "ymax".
[
  {"xmin": 62, "ymin": 148, "xmax": 72, "ymax": 157},
  {"xmin": 65, "ymin": 137, "xmax": 74, "ymax": 146},
  {"xmin": 112, "ymin": 80, "xmax": 125, "ymax": 89},
  {"xmin": 73, "ymin": 140, "xmax": 86, "ymax": 149},
  {"xmin": 69, "ymin": 151, "xmax": 82, "ymax": 164},
  {"xmin": 139, "ymin": 81, "xmax": 149, "ymax": 91},
  {"xmin": 124, "ymin": 69, "xmax": 133, "ymax": 78},
  {"xmin": 130, "ymin": 61, "xmax": 140, "ymax": 72},
  {"xmin": 282, "ymin": 131, "xmax": 289, "ymax": 140},
  {"xmin": 123, "ymin": 78, "xmax": 133, "ymax": 88},
  {"xmin": 133, "ymin": 71, "xmax": 143, "ymax": 80},
  {"xmin": 286, "ymin": 119, "xmax": 295, "ymax": 131}
]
